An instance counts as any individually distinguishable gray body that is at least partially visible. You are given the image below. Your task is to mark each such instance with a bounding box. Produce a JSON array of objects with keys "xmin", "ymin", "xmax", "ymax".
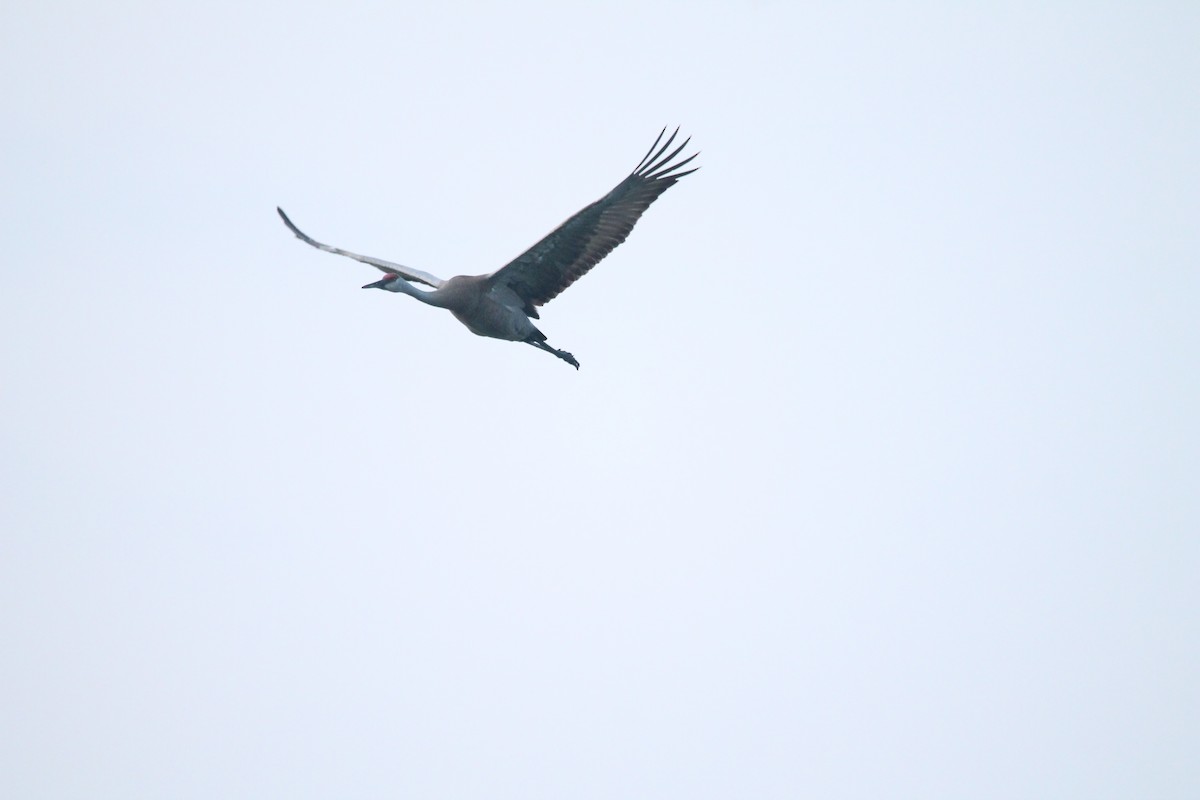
[
  {"xmin": 277, "ymin": 129, "xmax": 699, "ymax": 369},
  {"xmin": 382, "ymin": 273, "xmax": 542, "ymax": 341}
]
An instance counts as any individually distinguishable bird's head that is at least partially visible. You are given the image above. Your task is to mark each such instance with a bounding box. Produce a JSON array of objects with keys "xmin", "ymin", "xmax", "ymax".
[{"xmin": 362, "ymin": 274, "xmax": 400, "ymax": 290}]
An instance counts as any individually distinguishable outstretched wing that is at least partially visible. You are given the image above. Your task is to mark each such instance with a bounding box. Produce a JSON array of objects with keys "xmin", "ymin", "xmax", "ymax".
[
  {"xmin": 276, "ymin": 207, "xmax": 445, "ymax": 288},
  {"xmin": 489, "ymin": 128, "xmax": 698, "ymax": 308}
]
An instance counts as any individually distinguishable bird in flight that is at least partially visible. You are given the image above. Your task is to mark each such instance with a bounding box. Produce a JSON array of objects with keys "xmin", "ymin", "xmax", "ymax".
[{"xmin": 277, "ymin": 128, "xmax": 698, "ymax": 369}]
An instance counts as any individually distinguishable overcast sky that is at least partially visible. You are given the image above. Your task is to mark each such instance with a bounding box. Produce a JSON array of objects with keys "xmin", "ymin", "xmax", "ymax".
[{"xmin": 2, "ymin": 2, "xmax": 1197, "ymax": 798}]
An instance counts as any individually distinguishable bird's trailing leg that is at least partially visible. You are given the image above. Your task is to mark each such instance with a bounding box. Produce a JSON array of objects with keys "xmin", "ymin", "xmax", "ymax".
[{"xmin": 526, "ymin": 339, "xmax": 580, "ymax": 370}]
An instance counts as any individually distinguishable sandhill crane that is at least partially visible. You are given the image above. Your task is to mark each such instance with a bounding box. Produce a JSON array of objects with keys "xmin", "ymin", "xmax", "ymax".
[{"xmin": 277, "ymin": 128, "xmax": 698, "ymax": 369}]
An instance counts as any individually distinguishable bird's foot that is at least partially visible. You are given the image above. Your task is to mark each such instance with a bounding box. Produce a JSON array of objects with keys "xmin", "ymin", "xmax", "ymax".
[
  {"xmin": 527, "ymin": 338, "xmax": 580, "ymax": 369},
  {"xmin": 558, "ymin": 350, "xmax": 580, "ymax": 370}
]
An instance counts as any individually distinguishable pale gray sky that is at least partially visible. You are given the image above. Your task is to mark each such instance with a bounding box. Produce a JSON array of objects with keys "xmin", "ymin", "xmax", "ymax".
[{"xmin": 2, "ymin": 2, "xmax": 1197, "ymax": 798}]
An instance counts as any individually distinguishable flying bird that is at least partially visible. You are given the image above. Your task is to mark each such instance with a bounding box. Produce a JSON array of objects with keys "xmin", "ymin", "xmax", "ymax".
[{"xmin": 277, "ymin": 128, "xmax": 698, "ymax": 369}]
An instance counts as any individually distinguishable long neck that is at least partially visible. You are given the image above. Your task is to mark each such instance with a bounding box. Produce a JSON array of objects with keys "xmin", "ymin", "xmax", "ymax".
[{"xmin": 386, "ymin": 277, "xmax": 446, "ymax": 307}]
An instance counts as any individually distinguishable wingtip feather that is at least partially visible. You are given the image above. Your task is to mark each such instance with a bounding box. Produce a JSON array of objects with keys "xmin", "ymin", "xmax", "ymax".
[
  {"xmin": 277, "ymin": 206, "xmax": 302, "ymax": 236},
  {"xmin": 632, "ymin": 126, "xmax": 669, "ymax": 174}
]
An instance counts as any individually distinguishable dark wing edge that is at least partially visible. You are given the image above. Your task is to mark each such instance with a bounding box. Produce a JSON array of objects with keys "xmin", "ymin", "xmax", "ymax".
[
  {"xmin": 276, "ymin": 207, "xmax": 444, "ymax": 288},
  {"xmin": 488, "ymin": 128, "xmax": 699, "ymax": 308}
]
